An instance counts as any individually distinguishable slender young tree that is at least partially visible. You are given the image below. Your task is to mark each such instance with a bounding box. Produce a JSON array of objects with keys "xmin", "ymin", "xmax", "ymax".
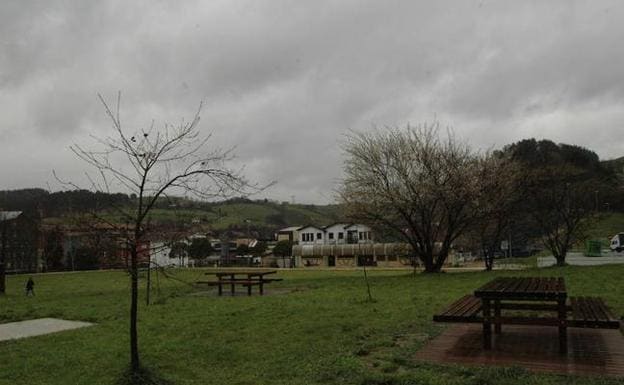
[
  {"xmin": 69, "ymin": 92, "xmax": 259, "ymax": 375},
  {"xmin": 169, "ymin": 241, "xmax": 189, "ymax": 267},
  {"xmin": 272, "ymin": 240, "xmax": 293, "ymax": 268},
  {"xmin": 188, "ymin": 237, "xmax": 214, "ymax": 265}
]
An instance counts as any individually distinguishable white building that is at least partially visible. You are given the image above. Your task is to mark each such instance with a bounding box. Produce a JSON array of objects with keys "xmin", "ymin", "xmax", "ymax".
[
  {"xmin": 344, "ymin": 223, "xmax": 374, "ymax": 244},
  {"xmin": 298, "ymin": 225, "xmax": 326, "ymax": 245},
  {"xmin": 275, "ymin": 226, "xmax": 301, "ymax": 243},
  {"xmin": 151, "ymin": 233, "xmax": 208, "ymax": 268},
  {"xmin": 150, "ymin": 241, "xmax": 179, "ymax": 267},
  {"xmin": 296, "ymin": 223, "xmax": 374, "ymax": 245},
  {"xmin": 324, "ymin": 223, "xmax": 374, "ymax": 244},
  {"xmin": 323, "ymin": 223, "xmax": 349, "ymax": 244}
]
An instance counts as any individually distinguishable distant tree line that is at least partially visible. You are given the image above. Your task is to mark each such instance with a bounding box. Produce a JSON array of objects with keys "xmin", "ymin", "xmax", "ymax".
[
  {"xmin": 0, "ymin": 189, "xmax": 344, "ymax": 239},
  {"xmin": 0, "ymin": 188, "xmax": 131, "ymax": 217},
  {"xmin": 341, "ymin": 125, "xmax": 623, "ymax": 272}
]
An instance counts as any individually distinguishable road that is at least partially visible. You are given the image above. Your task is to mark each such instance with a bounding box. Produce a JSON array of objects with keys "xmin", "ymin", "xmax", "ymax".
[{"xmin": 538, "ymin": 251, "xmax": 624, "ymax": 267}]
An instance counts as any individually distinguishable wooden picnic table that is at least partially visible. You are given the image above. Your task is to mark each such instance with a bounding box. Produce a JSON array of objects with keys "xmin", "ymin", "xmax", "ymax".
[
  {"xmin": 204, "ymin": 270, "xmax": 279, "ymax": 296},
  {"xmin": 474, "ymin": 277, "xmax": 568, "ymax": 353},
  {"xmin": 434, "ymin": 276, "xmax": 620, "ymax": 356}
]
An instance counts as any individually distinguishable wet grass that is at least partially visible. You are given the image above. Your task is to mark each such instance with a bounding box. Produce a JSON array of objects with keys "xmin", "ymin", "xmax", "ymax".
[{"xmin": 1, "ymin": 266, "xmax": 623, "ymax": 384}]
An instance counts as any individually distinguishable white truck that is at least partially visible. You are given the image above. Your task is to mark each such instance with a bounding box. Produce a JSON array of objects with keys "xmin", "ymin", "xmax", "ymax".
[{"xmin": 609, "ymin": 233, "xmax": 624, "ymax": 252}]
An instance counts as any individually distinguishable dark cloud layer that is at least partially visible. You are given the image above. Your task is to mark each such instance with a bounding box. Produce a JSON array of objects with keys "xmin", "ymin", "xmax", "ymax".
[{"xmin": 1, "ymin": 1, "xmax": 624, "ymax": 203}]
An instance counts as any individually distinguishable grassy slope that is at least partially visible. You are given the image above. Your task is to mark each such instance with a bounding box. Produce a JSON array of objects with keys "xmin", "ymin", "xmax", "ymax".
[
  {"xmin": 585, "ymin": 212, "xmax": 624, "ymax": 246},
  {"xmin": 45, "ymin": 202, "xmax": 342, "ymax": 231},
  {"xmin": 2, "ymin": 267, "xmax": 624, "ymax": 385}
]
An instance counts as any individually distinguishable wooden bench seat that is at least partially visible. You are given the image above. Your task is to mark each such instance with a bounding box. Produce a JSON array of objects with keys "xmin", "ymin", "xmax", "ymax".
[
  {"xmin": 197, "ymin": 280, "xmax": 262, "ymax": 286},
  {"xmin": 433, "ymin": 295, "xmax": 621, "ymax": 329},
  {"xmin": 434, "ymin": 295, "xmax": 483, "ymax": 323},
  {"xmin": 201, "ymin": 270, "xmax": 280, "ymax": 296},
  {"xmin": 196, "ymin": 279, "xmax": 270, "ymax": 296},
  {"xmin": 568, "ymin": 297, "xmax": 621, "ymax": 329},
  {"xmin": 196, "ymin": 280, "xmax": 233, "ymax": 286}
]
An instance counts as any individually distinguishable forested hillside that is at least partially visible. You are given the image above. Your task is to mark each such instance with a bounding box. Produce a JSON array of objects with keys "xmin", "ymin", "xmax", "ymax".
[
  {"xmin": 0, "ymin": 140, "xmax": 622, "ymax": 240},
  {"xmin": 0, "ymin": 189, "xmax": 342, "ymax": 238}
]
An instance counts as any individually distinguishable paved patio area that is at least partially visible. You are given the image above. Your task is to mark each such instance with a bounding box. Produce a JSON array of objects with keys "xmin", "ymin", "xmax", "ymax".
[
  {"xmin": 415, "ymin": 324, "xmax": 624, "ymax": 378},
  {"xmin": 0, "ymin": 318, "xmax": 93, "ymax": 342}
]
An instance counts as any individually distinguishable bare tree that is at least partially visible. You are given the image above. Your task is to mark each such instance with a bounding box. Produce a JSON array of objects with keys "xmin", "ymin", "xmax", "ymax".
[
  {"xmin": 67, "ymin": 92, "xmax": 260, "ymax": 375},
  {"xmin": 340, "ymin": 124, "xmax": 479, "ymax": 273},
  {"xmin": 522, "ymin": 165, "xmax": 595, "ymax": 266},
  {"xmin": 469, "ymin": 152, "xmax": 520, "ymax": 271},
  {"xmin": 503, "ymin": 138, "xmax": 609, "ymax": 266}
]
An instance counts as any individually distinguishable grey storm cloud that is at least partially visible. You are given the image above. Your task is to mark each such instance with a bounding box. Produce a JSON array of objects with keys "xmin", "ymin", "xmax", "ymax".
[{"xmin": 1, "ymin": 0, "xmax": 624, "ymax": 203}]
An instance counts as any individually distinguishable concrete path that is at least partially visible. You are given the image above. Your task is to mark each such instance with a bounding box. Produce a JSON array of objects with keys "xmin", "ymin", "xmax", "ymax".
[
  {"xmin": 538, "ymin": 252, "xmax": 624, "ymax": 267},
  {"xmin": 0, "ymin": 318, "xmax": 93, "ymax": 342}
]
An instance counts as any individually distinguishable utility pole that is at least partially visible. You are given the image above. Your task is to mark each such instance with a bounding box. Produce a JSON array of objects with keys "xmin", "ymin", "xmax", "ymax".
[
  {"xmin": 508, "ymin": 231, "xmax": 512, "ymax": 259},
  {"xmin": 0, "ymin": 219, "xmax": 6, "ymax": 294},
  {"xmin": 245, "ymin": 219, "xmax": 251, "ymax": 245},
  {"xmin": 244, "ymin": 219, "xmax": 251, "ymax": 267}
]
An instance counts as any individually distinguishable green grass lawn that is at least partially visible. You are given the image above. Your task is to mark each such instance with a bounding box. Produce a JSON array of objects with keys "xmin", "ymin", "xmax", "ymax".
[{"xmin": 1, "ymin": 266, "xmax": 623, "ymax": 385}]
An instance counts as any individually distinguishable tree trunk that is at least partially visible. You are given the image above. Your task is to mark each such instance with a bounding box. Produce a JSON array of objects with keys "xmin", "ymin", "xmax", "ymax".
[
  {"xmin": 555, "ymin": 253, "xmax": 566, "ymax": 266},
  {"xmin": 146, "ymin": 255, "xmax": 151, "ymax": 306},
  {"xmin": 422, "ymin": 252, "xmax": 443, "ymax": 273},
  {"xmin": 484, "ymin": 250, "xmax": 493, "ymax": 271},
  {"xmin": 363, "ymin": 262, "xmax": 373, "ymax": 302},
  {"xmin": 483, "ymin": 245, "xmax": 495, "ymax": 271},
  {"xmin": 423, "ymin": 265, "xmax": 442, "ymax": 273},
  {"xmin": 0, "ymin": 263, "xmax": 5, "ymax": 294},
  {"xmin": 432, "ymin": 258, "xmax": 445, "ymax": 272},
  {"xmin": 130, "ymin": 247, "xmax": 140, "ymax": 372},
  {"xmin": 429, "ymin": 247, "xmax": 450, "ymax": 273},
  {"xmin": 420, "ymin": 253, "xmax": 434, "ymax": 273}
]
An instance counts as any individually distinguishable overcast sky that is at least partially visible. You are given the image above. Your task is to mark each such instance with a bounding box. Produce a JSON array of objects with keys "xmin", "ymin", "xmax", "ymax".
[{"xmin": 2, "ymin": 1, "xmax": 624, "ymax": 204}]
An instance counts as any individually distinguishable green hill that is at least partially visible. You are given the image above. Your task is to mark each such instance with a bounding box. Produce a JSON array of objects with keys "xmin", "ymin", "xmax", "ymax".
[
  {"xmin": 601, "ymin": 156, "xmax": 624, "ymax": 185},
  {"xmin": 0, "ymin": 189, "xmax": 343, "ymax": 236},
  {"xmin": 40, "ymin": 197, "xmax": 344, "ymax": 239},
  {"xmin": 602, "ymin": 155, "xmax": 624, "ymax": 170},
  {"xmin": 143, "ymin": 200, "xmax": 343, "ymax": 232},
  {"xmin": 585, "ymin": 212, "xmax": 624, "ymax": 246}
]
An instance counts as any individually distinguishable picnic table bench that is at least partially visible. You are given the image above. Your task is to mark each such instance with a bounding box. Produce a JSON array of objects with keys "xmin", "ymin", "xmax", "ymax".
[
  {"xmin": 196, "ymin": 270, "xmax": 282, "ymax": 296},
  {"xmin": 434, "ymin": 277, "xmax": 621, "ymax": 354}
]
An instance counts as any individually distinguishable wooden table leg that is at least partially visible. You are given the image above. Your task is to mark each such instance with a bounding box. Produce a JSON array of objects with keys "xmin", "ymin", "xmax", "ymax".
[
  {"xmin": 558, "ymin": 297, "xmax": 567, "ymax": 355},
  {"xmin": 247, "ymin": 274, "xmax": 254, "ymax": 296},
  {"xmin": 494, "ymin": 300, "xmax": 501, "ymax": 334},
  {"xmin": 230, "ymin": 274, "xmax": 235, "ymax": 296},
  {"xmin": 483, "ymin": 298, "xmax": 492, "ymax": 350}
]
